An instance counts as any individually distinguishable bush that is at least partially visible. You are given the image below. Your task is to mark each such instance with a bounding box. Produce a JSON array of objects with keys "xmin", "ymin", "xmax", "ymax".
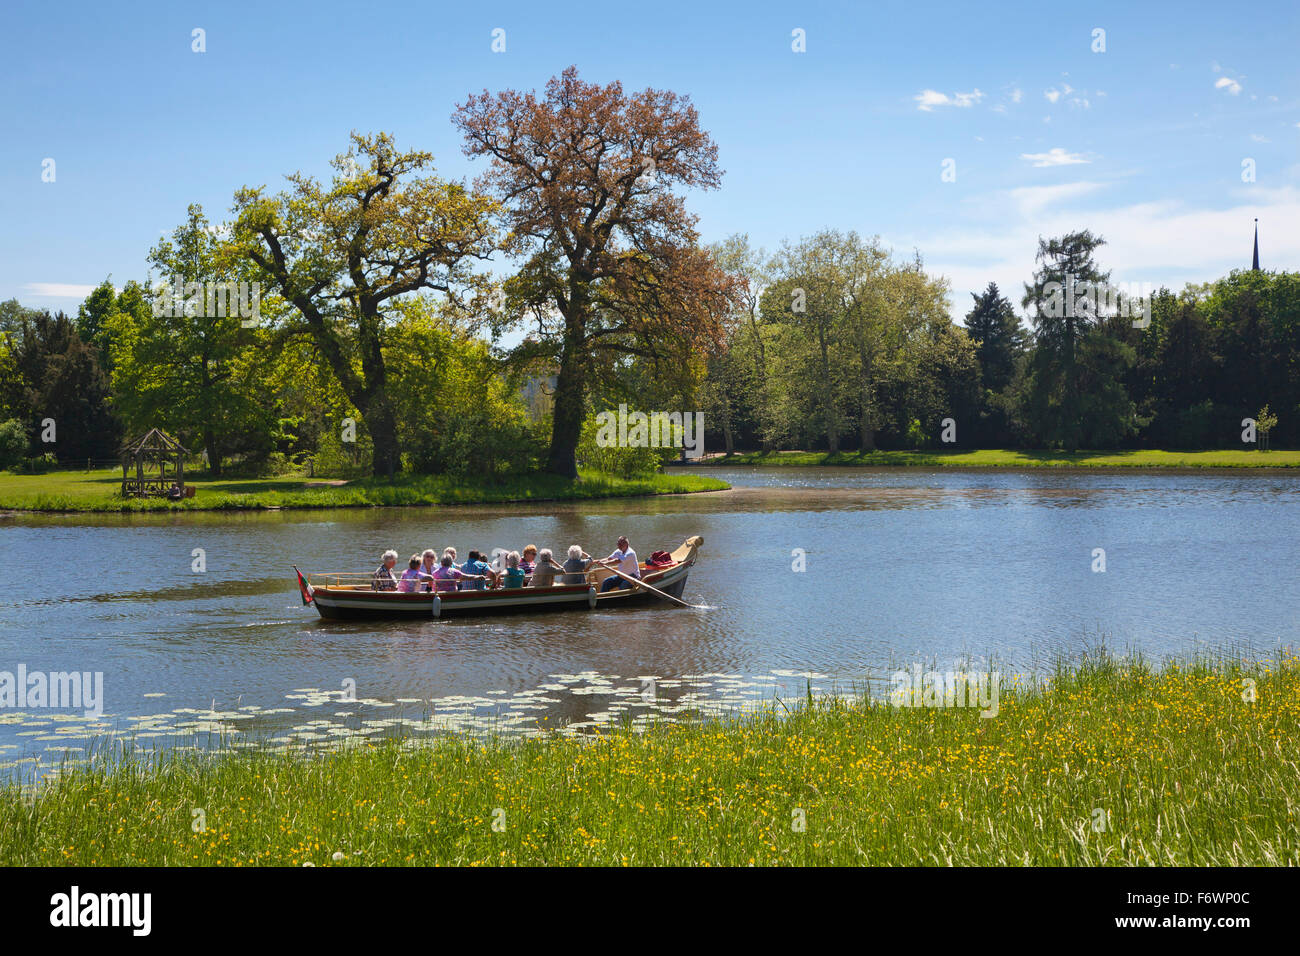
[
  {"xmin": 408, "ymin": 412, "xmax": 543, "ymax": 477},
  {"xmin": 314, "ymin": 425, "xmax": 373, "ymax": 478},
  {"xmin": 0, "ymin": 419, "xmax": 27, "ymax": 471},
  {"xmin": 19, "ymin": 452, "xmax": 58, "ymax": 473},
  {"xmin": 576, "ymin": 411, "xmax": 677, "ymax": 477}
]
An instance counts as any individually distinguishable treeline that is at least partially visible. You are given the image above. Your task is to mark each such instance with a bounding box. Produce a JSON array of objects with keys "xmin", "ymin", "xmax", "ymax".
[
  {"xmin": 701, "ymin": 229, "xmax": 1298, "ymax": 452},
  {"xmin": 1, "ymin": 68, "xmax": 1295, "ymax": 477}
]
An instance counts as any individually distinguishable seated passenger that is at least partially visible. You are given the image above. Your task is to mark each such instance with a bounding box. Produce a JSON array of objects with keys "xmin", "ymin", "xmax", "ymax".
[
  {"xmin": 560, "ymin": 545, "xmax": 593, "ymax": 585},
  {"xmin": 519, "ymin": 545, "xmax": 538, "ymax": 575},
  {"xmin": 460, "ymin": 550, "xmax": 494, "ymax": 590},
  {"xmin": 418, "ymin": 549, "xmax": 439, "ymax": 591},
  {"xmin": 502, "ymin": 551, "xmax": 526, "ymax": 589},
  {"xmin": 371, "ymin": 550, "xmax": 399, "ymax": 591},
  {"xmin": 529, "ymin": 548, "xmax": 559, "ymax": 587},
  {"xmin": 397, "ymin": 555, "xmax": 424, "ymax": 592},
  {"xmin": 432, "ymin": 554, "xmax": 466, "ymax": 593}
]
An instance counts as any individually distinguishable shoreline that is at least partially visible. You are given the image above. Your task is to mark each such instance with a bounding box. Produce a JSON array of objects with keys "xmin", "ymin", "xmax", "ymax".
[
  {"xmin": 0, "ymin": 469, "xmax": 732, "ymax": 515},
  {"xmin": 686, "ymin": 449, "xmax": 1300, "ymax": 470}
]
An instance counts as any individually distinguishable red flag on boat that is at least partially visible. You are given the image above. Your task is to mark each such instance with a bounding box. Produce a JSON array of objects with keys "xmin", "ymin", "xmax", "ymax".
[{"xmin": 293, "ymin": 566, "xmax": 314, "ymax": 605}]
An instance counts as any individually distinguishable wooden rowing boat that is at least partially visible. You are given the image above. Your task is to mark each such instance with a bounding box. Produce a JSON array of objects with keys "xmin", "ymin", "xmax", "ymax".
[{"xmin": 295, "ymin": 536, "xmax": 703, "ymax": 620}]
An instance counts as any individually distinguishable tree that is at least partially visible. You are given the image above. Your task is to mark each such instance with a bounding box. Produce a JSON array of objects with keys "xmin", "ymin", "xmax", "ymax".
[
  {"xmin": 760, "ymin": 232, "xmax": 946, "ymax": 451},
  {"xmin": 105, "ymin": 205, "xmax": 274, "ymax": 476},
  {"xmin": 1020, "ymin": 230, "xmax": 1134, "ymax": 451},
  {"xmin": 700, "ymin": 235, "xmax": 766, "ymax": 454},
  {"xmin": 8, "ymin": 310, "xmax": 119, "ymax": 460},
  {"xmin": 230, "ymin": 132, "xmax": 498, "ymax": 477},
  {"xmin": 454, "ymin": 67, "xmax": 739, "ymax": 477},
  {"xmin": 964, "ymin": 282, "xmax": 1026, "ymax": 392},
  {"xmin": 1256, "ymin": 403, "xmax": 1278, "ymax": 451},
  {"xmin": 761, "ymin": 243, "xmax": 851, "ymax": 452},
  {"xmin": 76, "ymin": 278, "xmax": 118, "ymax": 365}
]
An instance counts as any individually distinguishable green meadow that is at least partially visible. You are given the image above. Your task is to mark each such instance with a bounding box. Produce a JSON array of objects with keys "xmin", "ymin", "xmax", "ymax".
[
  {"xmin": 0, "ymin": 467, "xmax": 729, "ymax": 513},
  {"xmin": 2, "ymin": 653, "xmax": 1295, "ymax": 866},
  {"xmin": 701, "ymin": 448, "xmax": 1300, "ymax": 469}
]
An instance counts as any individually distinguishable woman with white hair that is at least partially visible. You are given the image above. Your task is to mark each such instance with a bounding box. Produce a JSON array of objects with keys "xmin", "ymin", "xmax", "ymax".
[
  {"xmin": 371, "ymin": 549, "xmax": 399, "ymax": 591},
  {"xmin": 559, "ymin": 545, "xmax": 593, "ymax": 585},
  {"xmin": 528, "ymin": 548, "xmax": 562, "ymax": 587}
]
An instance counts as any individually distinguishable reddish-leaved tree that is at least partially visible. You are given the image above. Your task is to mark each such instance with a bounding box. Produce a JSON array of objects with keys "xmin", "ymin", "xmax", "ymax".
[{"xmin": 454, "ymin": 67, "xmax": 739, "ymax": 477}]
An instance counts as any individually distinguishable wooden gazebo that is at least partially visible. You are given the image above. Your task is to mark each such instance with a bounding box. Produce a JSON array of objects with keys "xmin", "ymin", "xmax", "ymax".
[{"xmin": 121, "ymin": 428, "xmax": 191, "ymax": 498}]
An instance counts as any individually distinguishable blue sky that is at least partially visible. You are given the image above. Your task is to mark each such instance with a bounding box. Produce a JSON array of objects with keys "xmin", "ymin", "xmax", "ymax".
[{"xmin": 2, "ymin": 0, "xmax": 1297, "ymax": 320}]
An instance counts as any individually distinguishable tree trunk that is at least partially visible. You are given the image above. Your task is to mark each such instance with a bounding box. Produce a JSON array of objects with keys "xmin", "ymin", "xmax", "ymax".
[
  {"xmin": 362, "ymin": 397, "xmax": 399, "ymax": 479},
  {"xmin": 860, "ymin": 409, "xmax": 875, "ymax": 451},
  {"xmin": 722, "ymin": 417, "xmax": 734, "ymax": 455},
  {"xmin": 204, "ymin": 429, "xmax": 221, "ymax": 478},
  {"xmin": 546, "ymin": 336, "xmax": 585, "ymax": 478}
]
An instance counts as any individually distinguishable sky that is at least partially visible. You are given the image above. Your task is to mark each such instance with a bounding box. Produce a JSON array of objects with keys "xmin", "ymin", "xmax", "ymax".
[{"xmin": 2, "ymin": 0, "xmax": 1297, "ymax": 322}]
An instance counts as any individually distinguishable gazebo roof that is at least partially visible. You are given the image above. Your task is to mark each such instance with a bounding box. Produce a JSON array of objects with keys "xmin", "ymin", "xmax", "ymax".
[{"xmin": 125, "ymin": 428, "xmax": 189, "ymax": 458}]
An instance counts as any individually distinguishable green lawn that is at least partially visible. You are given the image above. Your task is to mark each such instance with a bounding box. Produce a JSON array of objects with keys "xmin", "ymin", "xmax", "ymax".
[
  {"xmin": 2, "ymin": 653, "xmax": 1295, "ymax": 866},
  {"xmin": 0, "ymin": 467, "xmax": 729, "ymax": 512},
  {"xmin": 701, "ymin": 448, "xmax": 1300, "ymax": 469}
]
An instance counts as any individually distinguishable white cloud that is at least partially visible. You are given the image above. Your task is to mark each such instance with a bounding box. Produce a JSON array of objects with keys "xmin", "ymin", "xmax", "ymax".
[
  {"xmin": 1251, "ymin": 133, "xmax": 1271, "ymax": 143},
  {"xmin": 1215, "ymin": 76, "xmax": 1242, "ymax": 95},
  {"xmin": 1020, "ymin": 148, "xmax": 1090, "ymax": 167},
  {"xmin": 1010, "ymin": 88, "xmax": 1023, "ymax": 104},
  {"xmin": 1044, "ymin": 88, "xmax": 1062, "ymax": 104},
  {"xmin": 23, "ymin": 283, "xmax": 100, "ymax": 298},
  {"xmin": 915, "ymin": 88, "xmax": 985, "ymax": 111},
  {"xmin": 906, "ymin": 185, "xmax": 1300, "ymax": 321}
]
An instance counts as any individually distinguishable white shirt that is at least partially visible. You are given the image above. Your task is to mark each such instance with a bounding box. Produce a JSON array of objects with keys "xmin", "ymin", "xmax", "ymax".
[{"xmin": 607, "ymin": 548, "xmax": 640, "ymax": 577}]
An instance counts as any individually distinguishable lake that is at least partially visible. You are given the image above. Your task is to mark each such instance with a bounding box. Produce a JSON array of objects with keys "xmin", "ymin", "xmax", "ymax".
[{"xmin": 2, "ymin": 466, "xmax": 1298, "ymax": 777}]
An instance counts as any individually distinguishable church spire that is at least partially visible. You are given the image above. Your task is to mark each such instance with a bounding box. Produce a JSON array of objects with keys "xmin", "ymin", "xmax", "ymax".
[{"xmin": 1252, "ymin": 218, "xmax": 1260, "ymax": 271}]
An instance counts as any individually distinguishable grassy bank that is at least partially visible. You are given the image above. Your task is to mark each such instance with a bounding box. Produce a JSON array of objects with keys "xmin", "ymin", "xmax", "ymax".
[
  {"xmin": 0, "ymin": 468, "xmax": 729, "ymax": 513},
  {"xmin": 699, "ymin": 448, "xmax": 1300, "ymax": 469},
  {"xmin": 2, "ymin": 653, "xmax": 1295, "ymax": 866}
]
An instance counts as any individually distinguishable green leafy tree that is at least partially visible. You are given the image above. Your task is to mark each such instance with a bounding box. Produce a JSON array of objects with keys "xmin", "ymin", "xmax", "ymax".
[
  {"xmin": 106, "ymin": 205, "xmax": 275, "ymax": 476},
  {"xmin": 230, "ymin": 132, "xmax": 499, "ymax": 477}
]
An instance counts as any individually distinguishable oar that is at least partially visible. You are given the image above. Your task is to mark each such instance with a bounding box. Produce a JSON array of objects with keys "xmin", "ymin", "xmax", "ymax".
[{"xmin": 600, "ymin": 563, "xmax": 703, "ymax": 609}]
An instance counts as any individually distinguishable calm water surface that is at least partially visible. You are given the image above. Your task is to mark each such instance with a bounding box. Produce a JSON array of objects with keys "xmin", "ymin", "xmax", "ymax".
[{"xmin": 2, "ymin": 467, "xmax": 1298, "ymax": 775}]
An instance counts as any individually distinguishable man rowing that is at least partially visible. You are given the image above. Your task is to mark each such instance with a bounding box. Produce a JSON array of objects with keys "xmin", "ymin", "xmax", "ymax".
[{"xmin": 595, "ymin": 536, "xmax": 640, "ymax": 592}]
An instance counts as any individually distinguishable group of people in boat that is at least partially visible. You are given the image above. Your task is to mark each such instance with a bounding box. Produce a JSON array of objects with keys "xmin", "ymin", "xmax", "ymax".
[{"xmin": 370, "ymin": 536, "xmax": 647, "ymax": 595}]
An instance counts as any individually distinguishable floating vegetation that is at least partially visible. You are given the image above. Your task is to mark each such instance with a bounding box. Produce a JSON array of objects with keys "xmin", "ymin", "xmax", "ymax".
[{"xmin": 0, "ymin": 668, "xmax": 864, "ymax": 781}]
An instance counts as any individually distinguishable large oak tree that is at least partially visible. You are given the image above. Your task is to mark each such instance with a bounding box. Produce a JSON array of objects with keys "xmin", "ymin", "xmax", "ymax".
[
  {"xmin": 230, "ymin": 133, "xmax": 498, "ymax": 476},
  {"xmin": 454, "ymin": 67, "xmax": 738, "ymax": 477}
]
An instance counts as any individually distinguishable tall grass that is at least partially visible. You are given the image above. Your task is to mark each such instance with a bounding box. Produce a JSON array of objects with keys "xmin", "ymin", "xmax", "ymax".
[{"xmin": 2, "ymin": 652, "xmax": 1296, "ymax": 866}]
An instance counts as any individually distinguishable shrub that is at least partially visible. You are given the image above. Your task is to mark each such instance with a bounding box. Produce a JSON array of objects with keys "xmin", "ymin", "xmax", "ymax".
[
  {"xmin": 0, "ymin": 419, "xmax": 27, "ymax": 471},
  {"xmin": 576, "ymin": 411, "xmax": 677, "ymax": 477}
]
